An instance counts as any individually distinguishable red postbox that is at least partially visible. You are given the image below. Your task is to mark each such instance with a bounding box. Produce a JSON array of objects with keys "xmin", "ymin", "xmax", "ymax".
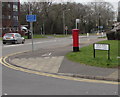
[{"xmin": 72, "ymin": 29, "xmax": 79, "ymax": 52}]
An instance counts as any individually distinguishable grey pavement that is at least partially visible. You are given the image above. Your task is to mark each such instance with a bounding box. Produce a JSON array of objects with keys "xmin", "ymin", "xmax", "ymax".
[{"xmin": 6, "ymin": 38, "xmax": 119, "ymax": 82}]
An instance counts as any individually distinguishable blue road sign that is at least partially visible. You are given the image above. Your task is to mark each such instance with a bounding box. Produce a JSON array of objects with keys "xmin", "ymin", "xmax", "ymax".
[
  {"xmin": 26, "ymin": 15, "xmax": 36, "ymax": 22},
  {"xmin": 98, "ymin": 26, "xmax": 103, "ymax": 29}
]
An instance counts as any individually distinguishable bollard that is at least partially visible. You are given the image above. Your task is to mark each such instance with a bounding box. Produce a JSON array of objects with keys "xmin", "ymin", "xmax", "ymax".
[
  {"xmin": 97, "ymin": 32, "xmax": 99, "ymax": 35},
  {"xmin": 72, "ymin": 29, "xmax": 79, "ymax": 52},
  {"xmin": 87, "ymin": 33, "xmax": 89, "ymax": 37},
  {"xmin": 101, "ymin": 32, "xmax": 104, "ymax": 37}
]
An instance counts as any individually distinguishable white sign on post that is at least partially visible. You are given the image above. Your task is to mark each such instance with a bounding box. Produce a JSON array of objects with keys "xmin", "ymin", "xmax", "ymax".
[
  {"xmin": 93, "ymin": 43, "xmax": 110, "ymax": 60},
  {"xmin": 76, "ymin": 19, "xmax": 80, "ymax": 29},
  {"xmin": 26, "ymin": 15, "xmax": 36, "ymax": 22},
  {"xmin": 94, "ymin": 44, "xmax": 109, "ymax": 50},
  {"xmin": 76, "ymin": 19, "xmax": 80, "ymax": 23}
]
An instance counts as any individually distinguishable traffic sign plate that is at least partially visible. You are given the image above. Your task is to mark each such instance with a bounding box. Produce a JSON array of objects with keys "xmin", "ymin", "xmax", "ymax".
[{"xmin": 26, "ymin": 15, "xmax": 36, "ymax": 22}]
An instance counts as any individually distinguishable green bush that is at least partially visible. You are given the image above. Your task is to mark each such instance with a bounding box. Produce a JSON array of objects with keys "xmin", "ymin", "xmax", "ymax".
[
  {"xmin": 115, "ymin": 30, "xmax": 120, "ymax": 40},
  {"xmin": 106, "ymin": 30, "xmax": 120, "ymax": 40},
  {"xmin": 106, "ymin": 31, "xmax": 115, "ymax": 40}
]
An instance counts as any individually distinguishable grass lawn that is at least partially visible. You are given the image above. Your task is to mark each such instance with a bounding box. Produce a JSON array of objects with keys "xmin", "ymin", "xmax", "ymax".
[
  {"xmin": 33, "ymin": 34, "xmax": 46, "ymax": 38},
  {"xmin": 66, "ymin": 40, "xmax": 119, "ymax": 68},
  {"xmin": 24, "ymin": 33, "xmax": 99, "ymax": 39},
  {"xmin": 24, "ymin": 34, "xmax": 46, "ymax": 39},
  {"xmin": 24, "ymin": 34, "xmax": 71, "ymax": 39}
]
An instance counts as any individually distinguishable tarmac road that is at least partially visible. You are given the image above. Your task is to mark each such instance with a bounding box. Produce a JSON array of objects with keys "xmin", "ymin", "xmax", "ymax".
[{"xmin": 1, "ymin": 35, "xmax": 119, "ymax": 95}]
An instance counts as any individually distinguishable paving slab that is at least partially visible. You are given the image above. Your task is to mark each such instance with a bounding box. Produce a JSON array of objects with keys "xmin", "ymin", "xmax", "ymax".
[{"xmin": 11, "ymin": 56, "xmax": 64, "ymax": 73}]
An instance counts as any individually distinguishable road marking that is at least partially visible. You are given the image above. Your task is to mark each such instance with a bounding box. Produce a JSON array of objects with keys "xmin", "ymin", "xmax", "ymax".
[
  {"xmin": 49, "ymin": 53, "xmax": 51, "ymax": 56},
  {"xmin": 4, "ymin": 93, "xmax": 7, "ymax": 95},
  {"xmin": 3, "ymin": 44, "xmax": 24, "ymax": 47},
  {"xmin": 11, "ymin": 56, "xmax": 64, "ymax": 73},
  {"xmin": 0, "ymin": 53, "xmax": 120, "ymax": 85},
  {"xmin": 3, "ymin": 40, "xmax": 58, "ymax": 48},
  {"xmin": 42, "ymin": 52, "xmax": 52, "ymax": 57},
  {"xmin": 42, "ymin": 54, "xmax": 48, "ymax": 57}
]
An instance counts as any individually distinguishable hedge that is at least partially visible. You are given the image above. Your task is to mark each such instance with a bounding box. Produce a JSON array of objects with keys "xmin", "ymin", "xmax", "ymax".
[{"xmin": 106, "ymin": 30, "xmax": 120, "ymax": 40}]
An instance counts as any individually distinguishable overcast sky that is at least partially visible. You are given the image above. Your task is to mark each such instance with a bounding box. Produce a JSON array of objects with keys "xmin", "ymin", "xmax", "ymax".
[{"xmin": 20, "ymin": 0, "xmax": 119, "ymax": 11}]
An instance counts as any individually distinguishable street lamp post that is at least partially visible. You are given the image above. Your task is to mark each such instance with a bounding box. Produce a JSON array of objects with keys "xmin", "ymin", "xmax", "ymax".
[
  {"xmin": 76, "ymin": 19, "xmax": 80, "ymax": 29},
  {"xmin": 63, "ymin": 11, "xmax": 65, "ymax": 35},
  {"xmin": 84, "ymin": 20, "xmax": 87, "ymax": 33},
  {"xmin": 63, "ymin": 9, "xmax": 70, "ymax": 35},
  {"xmin": 29, "ymin": 3, "xmax": 34, "ymax": 51},
  {"xmin": 98, "ymin": 12, "xmax": 102, "ymax": 33}
]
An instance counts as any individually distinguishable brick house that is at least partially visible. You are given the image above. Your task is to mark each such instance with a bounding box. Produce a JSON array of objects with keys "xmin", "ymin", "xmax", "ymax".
[{"xmin": 1, "ymin": 1, "xmax": 21, "ymax": 36}]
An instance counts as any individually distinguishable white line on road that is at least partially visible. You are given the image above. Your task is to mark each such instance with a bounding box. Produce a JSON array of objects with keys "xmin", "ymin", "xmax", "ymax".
[
  {"xmin": 42, "ymin": 53, "xmax": 48, "ymax": 57},
  {"xmin": 42, "ymin": 52, "xmax": 52, "ymax": 57},
  {"xmin": 49, "ymin": 53, "xmax": 51, "ymax": 56},
  {"xmin": 3, "ymin": 40, "xmax": 58, "ymax": 48},
  {"xmin": 3, "ymin": 44, "xmax": 24, "ymax": 47},
  {"xmin": 4, "ymin": 93, "xmax": 7, "ymax": 95}
]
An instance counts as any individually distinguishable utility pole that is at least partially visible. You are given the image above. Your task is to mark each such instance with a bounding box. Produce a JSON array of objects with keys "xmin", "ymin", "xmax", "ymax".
[
  {"xmin": 99, "ymin": 13, "xmax": 101, "ymax": 33},
  {"xmin": 29, "ymin": 3, "xmax": 34, "ymax": 51},
  {"xmin": 43, "ymin": 23, "xmax": 45, "ymax": 35},
  {"xmin": 63, "ymin": 11, "xmax": 65, "ymax": 35}
]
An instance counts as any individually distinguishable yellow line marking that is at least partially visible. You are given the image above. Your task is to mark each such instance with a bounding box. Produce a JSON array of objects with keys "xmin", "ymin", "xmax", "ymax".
[{"xmin": 0, "ymin": 51, "xmax": 120, "ymax": 85}]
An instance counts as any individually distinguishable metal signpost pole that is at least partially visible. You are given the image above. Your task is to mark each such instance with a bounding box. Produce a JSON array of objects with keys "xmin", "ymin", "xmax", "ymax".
[
  {"xmin": 27, "ymin": 4, "xmax": 36, "ymax": 52},
  {"xmin": 76, "ymin": 22, "xmax": 77, "ymax": 29},
  {"xmin": 29, "ymin": 4, "xmax": 34, "ymax": 52},
  {"xmin": 63, "ymin": 11, "xmax": 65, "ymax": 35},
  {"xmin": 65, "ymin": 26, "xmax": 68, "ymax": 35},
  {"xmin": 43, "ymin": 23, "xmax": 45, "ymax": 35},
  {"xmin": 66, "ymin": 26, "xmax": 68, "ymax": 35},
  {"xmin": 76, "ymin": 20, "xmax": 78, "ymax": 29},
  {"xmin": 30, "ymin": 21, "xmax": 34, "ymax": 52},
  {"xmin": 76, "ymin": 19, "xmax": 80, "ymax": 29},
  {"xmin": 93, "ymin": 44, "xmax": 95, "ymax": 58},
  {"xmin": 108, "ymin": 44, "xmax": 110, "ymax": 60}
]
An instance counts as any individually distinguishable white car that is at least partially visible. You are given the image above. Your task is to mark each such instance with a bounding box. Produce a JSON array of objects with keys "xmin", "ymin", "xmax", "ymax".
[{"xmin": 3, "ymin": 33, "xmax": 25, "ymax": 44}]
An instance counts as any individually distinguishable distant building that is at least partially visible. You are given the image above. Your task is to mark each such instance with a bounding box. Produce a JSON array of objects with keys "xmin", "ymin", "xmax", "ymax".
[{"xmin": 1, "ymin": 1, "xmax": 20, "ymax": 36}]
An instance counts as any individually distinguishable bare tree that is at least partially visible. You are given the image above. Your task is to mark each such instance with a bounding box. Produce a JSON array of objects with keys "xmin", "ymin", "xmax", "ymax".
[{"xmin": 20, "ymin": 1, "xmax": 115, "ymax": 35}]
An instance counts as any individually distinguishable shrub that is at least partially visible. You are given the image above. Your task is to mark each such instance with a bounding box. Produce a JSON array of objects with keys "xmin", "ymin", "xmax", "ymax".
[
  {"xmin": 106, "ymin": 31, "xmax": 115, "ymax": 40},
  {"xmin": 115, "ymin": 30, "xmax": 120, "ymax": 40}
]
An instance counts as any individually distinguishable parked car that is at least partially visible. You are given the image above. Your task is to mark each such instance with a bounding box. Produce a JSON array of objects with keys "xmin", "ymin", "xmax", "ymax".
[{"xmin": 3, "ymin": 33, "xmax": 25, "ymax": 44}]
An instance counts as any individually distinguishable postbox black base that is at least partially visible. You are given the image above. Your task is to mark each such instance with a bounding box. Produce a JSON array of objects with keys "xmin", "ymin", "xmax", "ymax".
[{"xmin": 73, "ymin": 47, "xmax": 79, "ymax": 52}]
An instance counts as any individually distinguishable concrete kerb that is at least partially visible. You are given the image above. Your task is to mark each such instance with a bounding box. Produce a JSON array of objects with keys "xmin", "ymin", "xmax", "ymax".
[
  {"xmin": 57, "ymin": 73, "xmax": 120, "ymax": 82},
  {"xmin": 2, "ymin": 50, "xmax": 120, "ymax": 82}
]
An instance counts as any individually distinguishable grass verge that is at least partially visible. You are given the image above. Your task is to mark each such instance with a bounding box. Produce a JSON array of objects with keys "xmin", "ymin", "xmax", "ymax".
[
  {"xmin": 66, "ymin": 40, "xmax": 119, "ymax": 68},
  {"xmin": 24, "ymin": 34, "xmax": 46, "ymax": 39},
  {"xmin": 53, "ymin": 34, "xmax": 71, "ymax": 38}
]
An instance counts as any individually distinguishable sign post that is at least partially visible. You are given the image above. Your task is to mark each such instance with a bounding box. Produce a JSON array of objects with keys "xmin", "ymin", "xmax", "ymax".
[
  {"xmin": 93, "ymin": 43, "xmax": 110, "ymax": 60},
  {"xmin": 26, "ymin": 14, "xmax": 36, "ymax": 51},
  {"xmin": 76, "ymin": 19, "xmax": 80, "ymax": 29},
  {"xmin": 65, "ymin": 26, "xmax": 68, "ymax": 35},
  {"xmin": 26, "ymin": 15, "xmax": 36, "ymax": 22}
]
